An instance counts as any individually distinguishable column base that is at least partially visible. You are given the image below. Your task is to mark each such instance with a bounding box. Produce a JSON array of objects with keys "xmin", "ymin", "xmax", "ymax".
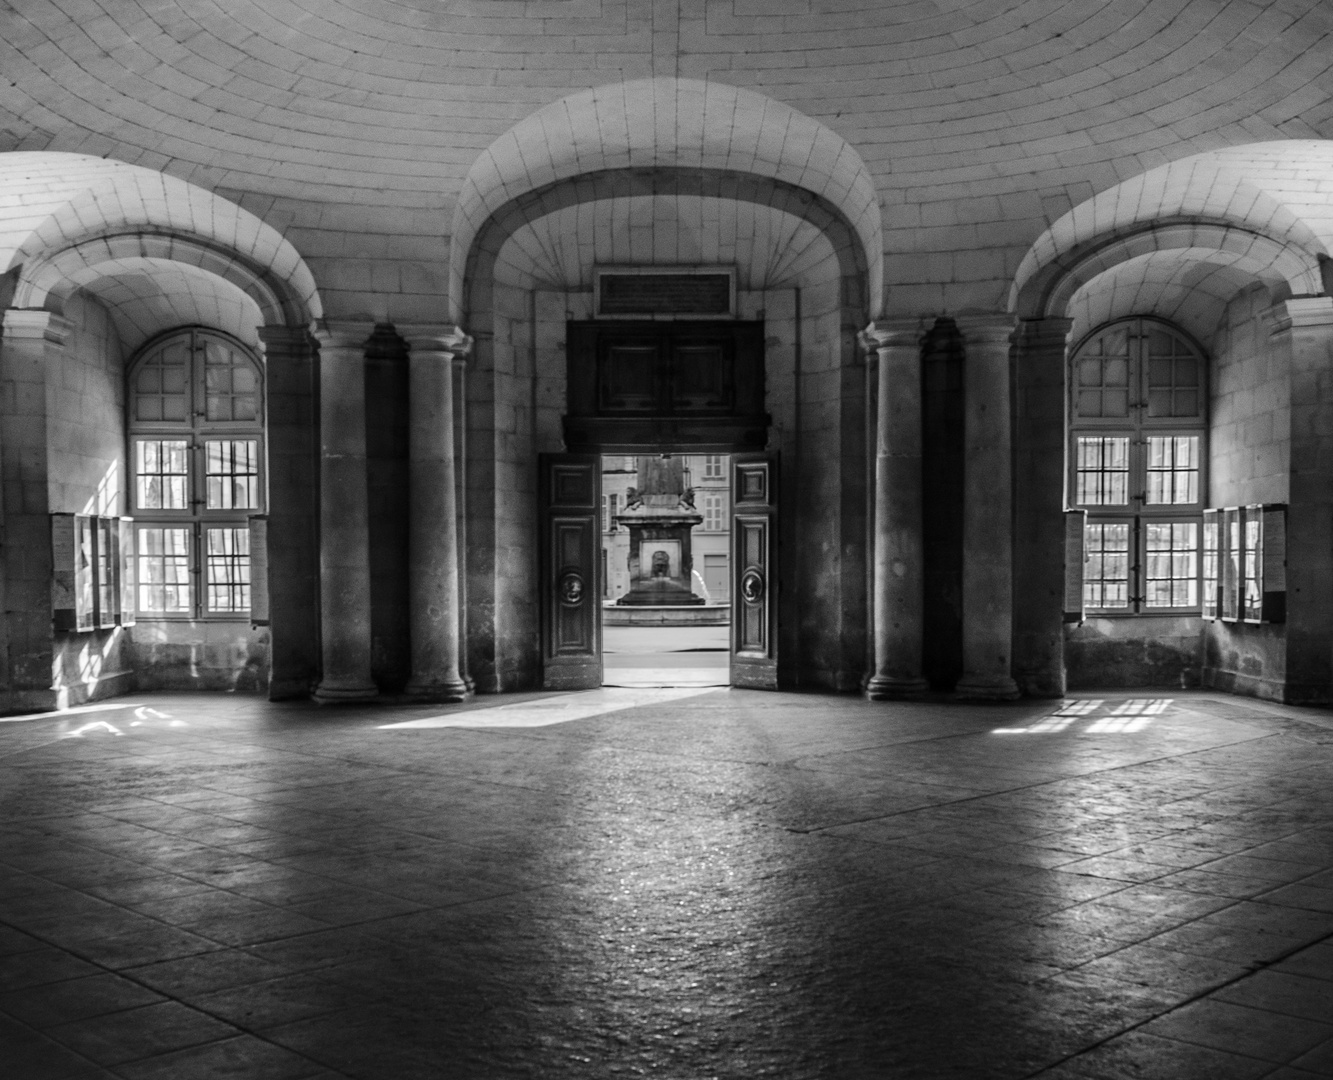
[
  {"xmin": 403, "ymin": 678, "xmax": 472, "ymax": 704},
  {"xmin": 954, "ymin": 674, "xmax": 1021, "ymax": 701},
  {"xmin": 865, "ymin": 674, "xmax": 929, "ymax": 700},
  {"xmin": 313, "ymin": 679, "xmax": 378, "ymax": 704}
]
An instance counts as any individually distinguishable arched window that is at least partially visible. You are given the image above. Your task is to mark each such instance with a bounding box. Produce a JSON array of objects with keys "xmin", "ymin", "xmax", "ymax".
[
  {"xmin": 1069, "ymin": 318, "xmax": 1206, "ymax": 613},
  {"xmin": 127, "ymin": 328, "xmax": 264, "ymax": 618}
]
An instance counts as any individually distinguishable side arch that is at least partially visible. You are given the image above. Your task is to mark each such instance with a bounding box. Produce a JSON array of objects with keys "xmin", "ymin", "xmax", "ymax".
[
  {"xmin": 1, "ymin": 152, "xmax": 321, "ymax": 329},
  {"xmin": 1015, "ymin": 219, "xmax": 1322, "ymax": 321}
]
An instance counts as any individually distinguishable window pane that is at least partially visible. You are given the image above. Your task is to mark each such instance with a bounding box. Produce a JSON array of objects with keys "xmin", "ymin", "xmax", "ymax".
[
  {"xmin": 1145, "ymin": 436, "xmax": 1200, "ymax": 505},
  {"xmin": 134, "ymin": 342, "xmax": 189, "ymax": 423},
  {"xmin": 203, "ymin": 339, "xmax": 260, "ymax": 422},
  {"xmin": 703, "ymin": 493, "xmax": 724, "ymax": 531},
  {"xmin": 1083, "ymin": 522, "xmax": 1130, "ymax": 609},
  {"xmin": 1075, "ymin": 436, "xmax": 1130, "ymax": 506},
  {"xmin": 1202, "ymin": 516, "xmax": 1219, "ymax": 619},
  {"xmin": 1145, "ymin": 334, "xmax": 1202, "ymax": 418},
  {"xmin": 205, "ymin": 527, "xmax": 250, "ymax": 613},
  {"xmin": 137, "ymin": 527, "xmax": 192, "ymax": 613},
  {"xmin": 205, "ymin": 439, "xmax": 260, "ymax": 510},
  {"xmin": 1144, "ymin": 521, "xmax": 1199, "ymax": 609},
  {"xmin": 1243, "ymin": 515, "xmax": 1262, "ymax": 620},
  {"xmin": 135, "ymin": 440, "xmax": 190, "ymax": 510},
  {"xmin": 1073, "ymin": 351, "xmax": 1131, "ymax": 418}
]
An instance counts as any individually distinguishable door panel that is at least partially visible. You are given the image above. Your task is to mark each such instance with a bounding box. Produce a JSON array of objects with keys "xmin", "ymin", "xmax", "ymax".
[
  {"xmin": 731, "ymin": 453, "xmax": 778, "ymax": 690},
  {"xmin": 541, "ymin": 454, "xmax": 602, "ymax": 690}
]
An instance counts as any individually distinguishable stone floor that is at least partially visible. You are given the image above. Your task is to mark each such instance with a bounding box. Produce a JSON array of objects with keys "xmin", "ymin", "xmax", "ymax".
[{"xmin": 2, "ymin": 688, "xmax": 1333, "ymax": 1079}]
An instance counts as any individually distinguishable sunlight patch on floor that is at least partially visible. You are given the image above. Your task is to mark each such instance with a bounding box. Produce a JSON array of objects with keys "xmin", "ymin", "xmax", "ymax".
[
  {"xmin": 379, "ymin": 686, "xmax": 721, "ymax": 729},
  {"xmin": 993, "ymin": 698, "xmax": 1174, "ymax": 735}
]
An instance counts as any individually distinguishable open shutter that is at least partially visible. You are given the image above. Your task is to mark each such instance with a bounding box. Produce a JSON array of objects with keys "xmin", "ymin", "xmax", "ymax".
[
  {"xmin": 540, "ymin": 454, "xmax": 602, "ymax": 690},
  {"xmin": 1261, "ymin": 504, "xmax": 1286, "ymax": 624},
  {"xmin": 1063, "ymin": 509, "xmax": 1086, "ymax": 624},
  {"xmin": 731, "ymin": 453, "xmax": 778, "ymax": 689}
]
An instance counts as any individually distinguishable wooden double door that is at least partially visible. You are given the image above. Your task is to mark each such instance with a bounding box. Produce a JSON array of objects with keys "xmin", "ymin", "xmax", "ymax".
[{"xmin": 539, "ymin": 452, "xmax": 778, "ymax": 691}]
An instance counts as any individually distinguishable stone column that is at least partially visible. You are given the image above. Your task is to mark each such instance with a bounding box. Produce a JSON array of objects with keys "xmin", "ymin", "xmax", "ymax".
[
  {"xmin": 1272, "ymin": 298, "xmax": 1333, "ymax": 704},
  {"xmin": 955, "ymin": 314, "xmax": 1020, "ymax": 700},
  {"xmin": 0, "ymin": 310, "xmax": 67, "ymax": 711},
  {"xmin": 400, "ymin": 324, "xmax": 473, "ymax": 702},
  {"xmin": 257, "ymin": 325, "xmax": 320, "ymax": 700},
  {"xmin": 1011, "ymin": 317, "xmax": 1073, "ymax": 698},
  {"xmin": 859, "ymin": 320, "xmax": 928, "ymax": 698},
  {"xmin": 453, "ymin": 354, "xmax": 473, "ymax": 693},
  {"xmin": 312, "ymin": 322, "xmax": 377, "ymax": 702}
]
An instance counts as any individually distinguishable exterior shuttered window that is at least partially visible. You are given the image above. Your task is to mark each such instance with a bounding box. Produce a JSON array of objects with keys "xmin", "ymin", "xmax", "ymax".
[
  {"xmin": 1069, "ymin": 318, "xmax": 1206, "ymax": 614},
  {"xmin": 128, "ymin": 329, "xmax": 265, "ymax": 618}
]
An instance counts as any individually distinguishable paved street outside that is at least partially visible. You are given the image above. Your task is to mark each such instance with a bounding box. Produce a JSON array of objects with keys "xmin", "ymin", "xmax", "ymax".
[{"xmin": 602, "ymin": 623, "xmax": 729, "ymax": 686}]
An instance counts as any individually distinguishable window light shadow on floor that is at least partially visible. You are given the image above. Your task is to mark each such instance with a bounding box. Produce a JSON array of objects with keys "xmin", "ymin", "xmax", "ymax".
[
  {"xmin": 993, "ymin": 698, "xmax": 1174, "ymax": 734},
  {"xmin": 379, "ymin": 686, "xmax": 720, "ymax": 729}
]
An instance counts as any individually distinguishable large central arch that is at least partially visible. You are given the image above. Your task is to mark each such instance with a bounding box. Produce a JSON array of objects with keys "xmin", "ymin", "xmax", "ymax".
[
  {"xmin": 452, "ymin": 79, "xmax": 882, "ymax": 694},
  {"xmin": 449, "ymin": 77, "xmax": 883, "ymax": 321}
]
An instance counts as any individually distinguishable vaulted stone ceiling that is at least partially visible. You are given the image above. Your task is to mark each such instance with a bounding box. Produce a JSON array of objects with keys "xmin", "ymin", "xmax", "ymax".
[
  {"xmin": 4, "ymin": 1, "xmax": 1329, "ymax": 208},
  {"xmin": 3, "ymin": 0, "xmax": 1333, "ymax": 320}
]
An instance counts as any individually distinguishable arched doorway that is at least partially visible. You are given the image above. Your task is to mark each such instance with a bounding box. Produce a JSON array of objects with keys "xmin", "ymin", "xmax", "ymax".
[{"xmin": 452, "ymin": 78, "xmax": 881, "ymax": 694}]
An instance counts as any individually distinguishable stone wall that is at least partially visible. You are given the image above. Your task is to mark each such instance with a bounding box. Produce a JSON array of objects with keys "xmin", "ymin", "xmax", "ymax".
[
  {"xmin": 47, "ymin": 293, "xmax": 135, "ymax": 705},
  {"xmin": 1202, "ymin": 285, "xmax": 1290, "ymax": 701},
  {"xmin": 1066, "ymin": 617, "xmax": 1202, "ymax": 691}
]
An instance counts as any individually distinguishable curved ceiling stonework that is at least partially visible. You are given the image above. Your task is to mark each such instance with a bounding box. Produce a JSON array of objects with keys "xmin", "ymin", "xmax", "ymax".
[{"xmin": 2, "ymin": 0, "xmax": 1333, "ymax": 318}]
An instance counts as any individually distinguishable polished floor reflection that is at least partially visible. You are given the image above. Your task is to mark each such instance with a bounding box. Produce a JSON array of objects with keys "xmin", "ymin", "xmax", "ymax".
[{"xmin": 2, "ymin": 691, "xmax": 1332, "ymax": 1079}]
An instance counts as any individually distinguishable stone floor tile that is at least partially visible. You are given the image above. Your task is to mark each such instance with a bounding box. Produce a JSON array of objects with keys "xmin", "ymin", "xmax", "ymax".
[
  {"xmin": 0, "ymin": 1014, "xmax": 114, "ymax": 1079},
  {"xmin": 1258, "ymin": 882, "xmax": 1333, "ymax": 912},
  {"xmin": 1213, "ymin": 969, "xmax": 1333, "ymax": 1022},
  {"xmin": 1140, "ymin": 998, "xmax": 1333, "ymax": 1064},
  {"xmin": 187, "ymin": 970, "xmax": 362, "ymax": 1030},
  {"xmin": 41, "ymin": 1000, "xmax": 242, "ymax": 1066},
  {"xmin": 1269, "ymin": 940, "xmax": 1333, "ymax": 982},
  {"xmin": 0, "ymin": 923, "xmax": 50, "ymax": 955},
  {"xmin": 81, "ymin": 873, "xmax": 217, "ymax": 906},
  {"xmin": 1288, "ymin": 1037, "xmax": 1333, "ymax": 1075},
  {"xmin": 1060, "ymin": 941, "xmax": 1245, "ymax": 998},
  {"xmin": 1200, "ymin": 854, "xmax": 1324, "ymax": 883},
  {"xmin": 1156, "ymin": 866, "xmax": 1294, "ymax": 900},
  {"xmin": 0, "ymin": 946, "xmax": 107, "ymax": 990},
  {"xmin": 0, "ymin": 972, "xmax": 166, "ymax": 1027},
  {"xmin": 1053, "ymin": 1029, "xmax": 1274, "ymax": 1079},
  {"xmin": 110, "ymin": 1034, "xmax": 331, "ymax": 1080}
]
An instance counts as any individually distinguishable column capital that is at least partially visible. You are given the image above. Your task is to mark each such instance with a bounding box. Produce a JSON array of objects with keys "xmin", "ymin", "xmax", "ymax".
[
  {"xmin": 954, "ymin": 312, "xmax": 1017, "ymax": 348},
  {"xmin": 1014, "ymin": 316, "xmax": 1074, "ymax": 349},
  {"xmin": 257, "ymin": 323, "xmax": 316, "ymax": 353},
  {"xmin": 860, "ymin": 318, "xmax": 926, "ymax": 354},
  {"xmin": 1266, "ymin": 296, "xmax": 1333, "ymax": 336},
  {"xmin": 312, "ymin": 319, "xmax": 375, "ymax": 353},
  {"xmin": 398, "ymin": 323, "xmax": 473, "ymax": 364},
  {"xmin": 2, "ymin": 308, "xmax": 70, "ymax": 345}
]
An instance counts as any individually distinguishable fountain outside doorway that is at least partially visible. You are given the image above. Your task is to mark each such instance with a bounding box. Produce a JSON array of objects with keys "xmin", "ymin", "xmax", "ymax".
[{"xmin": 604, "ymin": 455, "xmax": 728, "ymax": 627}]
